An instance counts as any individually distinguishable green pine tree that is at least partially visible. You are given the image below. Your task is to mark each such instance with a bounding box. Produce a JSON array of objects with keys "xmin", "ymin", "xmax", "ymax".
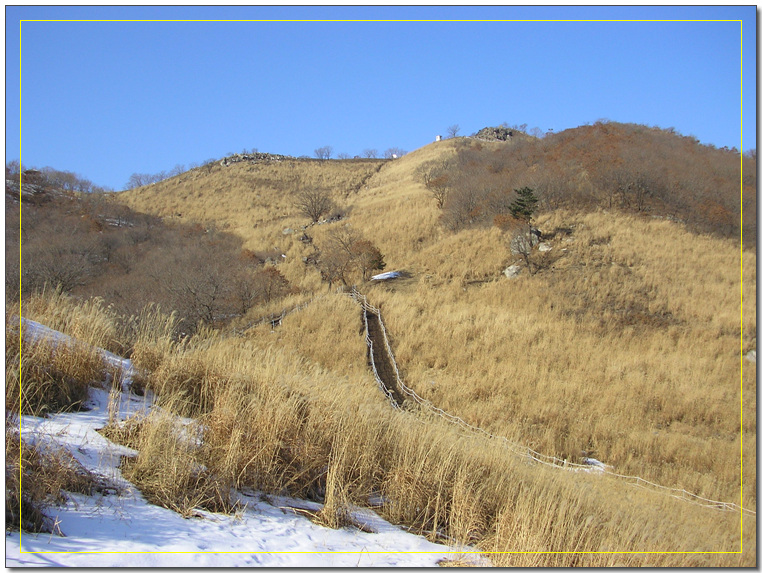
[{"xmin": 509, "ymin": 186, "xmax": 539, "ymax": 223}]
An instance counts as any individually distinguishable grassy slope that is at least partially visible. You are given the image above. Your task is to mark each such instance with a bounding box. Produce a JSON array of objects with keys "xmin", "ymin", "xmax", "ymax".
[
  {"xmin": 114, "ymin": 139, "xmax": 755, "ymax": 561},
  {"xmin": 116, "ymin": 158, "xmax": 386, "ymax": 292}
]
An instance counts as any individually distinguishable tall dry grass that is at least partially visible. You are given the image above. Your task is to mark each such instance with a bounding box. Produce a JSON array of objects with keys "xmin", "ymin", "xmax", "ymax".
[
  {"xmin": 104, "ymin": 305, "xmax": 751, "ymax": 565},
  {"xmin": 16, "ymin": 288, "xmax": 125, "ymax": 354},
  {"xmin": 49, "ymin": 139, "xmax": 755, "ymax": 563},
  {"xmin": 115, "ymin": 405, "xmax": 238, "ymax": 518},
  {"xmin": 114, "ymin": 139, "xmax": 753, "ymax": 509},
  {"xmin": 6, "ymin": 315, "xmax": 109, "ymax": 416},
  {"xmin": 6, "ymin": 299, "xmax": 120, "ymax": 534},
  {"xmin": 10, "ymin": 286, "xmax": 753, "ymax": 564},
  {"xmin": 6, "ymin": 427, "xmax": 108, "ymax": 534},
  {"xmin": 363, "ymin": 210, "xmax": 749, "ymax": 507},
  {"xmin": 115, "ymin": 159, "xmax": 386, "ymax": 292}
]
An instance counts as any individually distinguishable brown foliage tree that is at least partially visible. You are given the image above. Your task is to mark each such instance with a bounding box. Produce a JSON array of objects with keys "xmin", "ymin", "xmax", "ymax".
[
  {"xmin": 317, "ymin": 226, "xmax": 385, "ymax": 287},
  {"xmin": 350, "ymin": 239, "xmax": 386, "ymax": 281}
]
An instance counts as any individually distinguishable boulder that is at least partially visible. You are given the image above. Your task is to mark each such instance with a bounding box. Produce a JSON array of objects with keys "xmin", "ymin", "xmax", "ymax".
[
  {"xmin": 503, "ymin": 264, "xmax": 521, "ymax": 279},
  {"xmin": 473, "ymin": 126, "xmax": 514, "ymax": 141}
]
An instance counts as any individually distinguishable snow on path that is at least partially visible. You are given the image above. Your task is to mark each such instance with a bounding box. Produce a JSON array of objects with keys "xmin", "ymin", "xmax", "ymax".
[
  {"xmin": 7, "ymin": 318, "xmax": 483, "ymax": 567},
  {"xmin": 6, "ymin": 489, "xmax": 465, "ymax": 567}
]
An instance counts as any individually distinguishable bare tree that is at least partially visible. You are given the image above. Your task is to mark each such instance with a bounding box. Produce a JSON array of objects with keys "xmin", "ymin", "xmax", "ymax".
[
  {"xmin": 258, "ymin": 266, "xmax": 291, "ymax": 303},
  {"xmin": 417, "ymin": 159, "xmax": 453, "ymax": 209},
  {"xmin": 509, "ymin": 229, "xmax": 538, "ymax": 274},
  {"xmin": 384, "ymin": 147, "xmax": 406, "ymax": 159},
  {"xmin": 314, "ymin": 146, "xmax": 333, "ymax": 160},
  {"xmin": 6, "ymin": 159, "xmax": 23, "ymax": 178},
  {"xmin": 362, "ymin": 149, "xmax": 379, "ymax": 159},
  {"xmin": 447, "ymin": 124, "xmax": 460, "ymax": 138},
  {"xmin": 318, "ymin": 248, "xmax": 352, "ymax": 290},
  {"xmin": 529, "ymin": 126, "xmax": 545, "ymax": 139},
  {"xmin": 441, "ymin": 182, "xmax": 486, "ymax": 231},
  {"xmin": 169, "ymin": 164, "xmax": 186, "ymax": 177},
  {"xmin": 294, "ymin": 186, "xmax": 335, "ymax": 223},
  {"xmin": 22, "ymin": 226, "xmax": 102, "ymax": 293},
  {"xmin": 125, "ymin": 172, "xmax": 164, "ymax": 190}
]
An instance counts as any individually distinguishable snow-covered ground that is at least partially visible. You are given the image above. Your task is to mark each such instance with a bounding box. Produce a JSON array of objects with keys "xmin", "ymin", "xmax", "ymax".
[{"xmin": 6, "ymin": 319, "xmax": 485, "ymax": 567}]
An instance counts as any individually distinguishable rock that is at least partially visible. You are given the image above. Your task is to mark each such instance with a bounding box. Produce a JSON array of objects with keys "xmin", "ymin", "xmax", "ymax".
[
  {"xmin": 503, "ymin": 264, "xmax": 521, "ymax": 279},
  {"xmin": 745, "ymin": 350, "xmax": 756, "ymax": 362},
  {"xmin": 220, "ymin": 151, "xmax": 294, "ymax": 165},
  {"xmin": 473, "ymin": 126, "xmax": 515, "ymax": 141},
  {"xmin": 282, "ymin": 228, "xmax": 294, "ymax": 235},
  {"xmin": 538, "ymin": 242, "xmax": 552, "ymax": 252}
]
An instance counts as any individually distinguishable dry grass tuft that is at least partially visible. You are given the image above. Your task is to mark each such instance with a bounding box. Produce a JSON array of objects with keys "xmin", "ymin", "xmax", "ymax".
[
  {"xmin": 17, "ymin": 288, "xmax": 125, "ymax": 354},
  {"xmin": 6, "ymin": 318, "xmax": 107, "ymax": 417},
  {"xmin": 5, "ymin": 428, "xmax": 111, "ymax": 534},
  {"xmin": 115, "ymin": 405, "xmax": 239, "ymax": 518}
]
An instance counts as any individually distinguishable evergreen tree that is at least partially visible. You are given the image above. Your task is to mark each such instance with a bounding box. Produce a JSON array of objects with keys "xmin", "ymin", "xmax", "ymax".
[{"xmin": 509, "ymin": 187, "xmax": 539, "ymax": 223}]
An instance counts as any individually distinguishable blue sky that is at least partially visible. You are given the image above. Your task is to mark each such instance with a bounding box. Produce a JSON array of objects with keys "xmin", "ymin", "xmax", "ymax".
[{"xmin": 6, "ymin": 5, "xmax": 756, "ymax": 191}]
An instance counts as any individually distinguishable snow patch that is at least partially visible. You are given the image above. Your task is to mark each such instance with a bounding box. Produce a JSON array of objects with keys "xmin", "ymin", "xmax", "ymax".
[{"xmin": 371, "ymin": 271, "xmax": 402, "ymax": 281}]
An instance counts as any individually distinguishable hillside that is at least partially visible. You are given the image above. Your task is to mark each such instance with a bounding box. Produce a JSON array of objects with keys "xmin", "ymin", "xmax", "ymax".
[
  {"xmin": 9, "ymin": 123, "xmax": 756, "ymax": 565},
  {"xmin": 113, "ymin": 126, "xmax": 754, "ymax": 480},
  {"xmin": 116, "ymin": 127, "xmax": 754, "ymax": 484}
]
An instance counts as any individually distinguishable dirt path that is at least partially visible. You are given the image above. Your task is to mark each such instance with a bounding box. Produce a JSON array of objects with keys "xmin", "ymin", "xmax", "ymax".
[{"xmin": 364, "ymin": 309, "xmax": 406, "ymax": 407}]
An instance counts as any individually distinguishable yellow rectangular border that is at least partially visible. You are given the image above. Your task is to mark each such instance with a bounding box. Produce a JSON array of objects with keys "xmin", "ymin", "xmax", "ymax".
[{"xmin": 15, "ymin": 16, "xmax": 748, "ymax": 559}]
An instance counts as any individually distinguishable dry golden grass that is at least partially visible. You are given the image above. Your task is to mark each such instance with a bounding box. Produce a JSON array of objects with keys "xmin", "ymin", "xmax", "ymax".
[
  {"xmin": 116, "ymin": 159, "xmax": 385, "ymax": 292},
  {"xmin": 115, "ymin": 405, "xmax": 239, "ymax": 518},
  {"xmin": 6, "ymin": 315, "xmax": 110, "ymax": 416},
  {"xmin": 15, "ymin": 288, "xmax": 125, "ymax": 354},
  {"xmin": 365, "ymin": 210, "xmax": 749, "ymax": 505},
  {"xmin": 10, "ymin": 288, "xmax": 753, "ymax": 565},
  {"xmin": 53, "ymin": 139, "xmax": 755, "ymax": 564},
  {"xmin": 103, "ymin": 304, "xmax": 752, "ymax": 564}
]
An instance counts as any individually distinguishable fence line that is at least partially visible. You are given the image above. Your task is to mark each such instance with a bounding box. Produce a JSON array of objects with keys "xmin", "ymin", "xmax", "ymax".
[
  {"xmin": 360, "ymin": 300, "xmax": 402, "ymax": 409},
  {"xmin": 344, "ymin": 288, "xmax": 755, "ymax": 517},
  {"xmin": 223, "ymin": 288, "xmax": 753, "ymax": 517}
]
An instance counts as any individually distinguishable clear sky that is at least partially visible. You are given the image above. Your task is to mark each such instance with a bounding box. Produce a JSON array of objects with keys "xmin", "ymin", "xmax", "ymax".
[{"xmin": 5, "ymin": 5, "xmax": 756, "ymax": 191}]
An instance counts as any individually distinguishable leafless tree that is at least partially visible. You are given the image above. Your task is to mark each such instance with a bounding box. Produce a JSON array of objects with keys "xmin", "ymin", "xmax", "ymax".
[
  {"xmin": 418, "ymin": 159, "xmax": 453, "ymax": 209},
  {"xmin": 294, "ymin": 186, "xmax": 335, "ymax": 223},
  {"xmin": 6, "ymin": 159, "xmax": 23, "ymax": 178},
  {"xmin": 22, "ymin": 229, "xmax": 102, "ymax": 293},
  {"xmin": 125, "ymin": 172, "xmax": 159, "ymax": 190},
  {"xmin": 351, "ymin": 239, "xmax": 385, "ymax": 281},
  {"xmin": 314, "ymin": 146, "xmax": 333, "ymax": 160},
  {"xmin": 362, "ymin": 149, "xmax": 379, "ymax": 159},
  {"xmin": 447, "ymin": 124, "xmax": 460, "ymax": 138},
  {"xmin": 169, "ymin": 164, "xmax": 186, "ymax": 177},
  {"xmin": 441, "ymin": 181, "xmax": 486, "ymax": 231},
  {"xmin": 384, "ymin": 147, "xmax": 406, "ymax": 159}
]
